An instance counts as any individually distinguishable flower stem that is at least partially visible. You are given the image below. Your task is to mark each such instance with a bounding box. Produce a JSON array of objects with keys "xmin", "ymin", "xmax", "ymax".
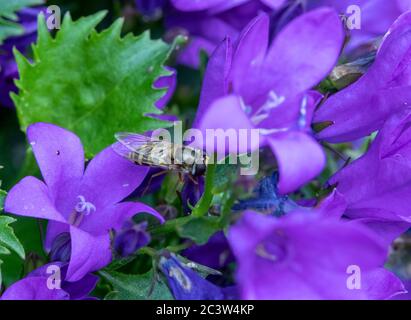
[{"xmin": 191, "ymin": 161, "xmax": 216, "ymax": 217}]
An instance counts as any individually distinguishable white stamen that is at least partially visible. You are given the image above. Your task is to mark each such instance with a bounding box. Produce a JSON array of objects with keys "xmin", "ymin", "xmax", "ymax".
[
  {"xmin": 75, "ymin": 195, "xmax": 96, "ymax": 216},
  {"xmin": 298, "ymin": 95, "xmax": 308, "ymax": 129},
  {"xmin": 240, "ymin": 97, "xmax": 252, "ymax": 115},
  {"xmin": 259, "ymin": 127, "xmax": 290, "ymax": 136},
  {"xmin": 256, "ymin": 244, "xmax": 277, "ymax": 262}
]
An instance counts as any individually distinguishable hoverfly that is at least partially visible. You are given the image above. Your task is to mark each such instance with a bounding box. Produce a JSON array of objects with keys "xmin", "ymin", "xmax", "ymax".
[{"xmin": 112, "ymin": 132, "xmax": 209, "ymax": 180}]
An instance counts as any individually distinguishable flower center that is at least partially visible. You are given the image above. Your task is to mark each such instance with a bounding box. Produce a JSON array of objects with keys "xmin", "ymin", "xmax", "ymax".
[
  {"xmin": 251, "ymin": 90, "xmax": 285, "ymax": 125},
  {"xmin": 68, "ymin": 195, "xmax": 96, "ymax": 226},
  {"xmin": 256, "ymin": 232, "xmax": 288, "ymax": 263}
]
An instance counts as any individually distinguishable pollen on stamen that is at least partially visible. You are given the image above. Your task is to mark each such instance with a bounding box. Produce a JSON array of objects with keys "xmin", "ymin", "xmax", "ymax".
[
  {"xmin": 75, "ymin": 195, "xmax": 96, "ymax": 216},
  {"xmin": 256, "ymin": 243, "xmax": 277, "ymax": 262}
]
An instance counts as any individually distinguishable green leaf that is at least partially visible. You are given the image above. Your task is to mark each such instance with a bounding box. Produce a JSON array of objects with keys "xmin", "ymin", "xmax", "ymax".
[
  {"xmin": 0, "ymin": 216, "xmax": 45, "ymax": 287},
  {"xmin": 0, "ymin": 216, "xmax": 25, "ymax": 260},
  {"xmin": 212, "ymin": 160, "xmax": 238, "ymax": 194},
  {"xmin": 0, "ymin": 0, "xmax": 43, "ymax": 44},
  {"xmin": 191, "ymin": 156, "xmax": 238, "ymax": 217},
  {"xmin": 0, "ymin": 0, "xmax": 42, "ymax": 20},
  {"xmin": 177, "ymin": 216, "xmax": 220, "ymax": 245},
  {"xmin": 0, "ymin": 189, "xmax": 6, "ymax": 212},
  {"xmin": 13, "ymin": 11, "xmax": 184, "ymax": 156},
  {"xmin": 0, "ymin": 214, "xmax": 25, "ymax": 287},
  {"xmin": 100, "ymin": 269, "xmax": 173, "ymax": 300}
]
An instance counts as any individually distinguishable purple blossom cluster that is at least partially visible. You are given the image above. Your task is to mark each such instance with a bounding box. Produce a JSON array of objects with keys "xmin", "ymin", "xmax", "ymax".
[
  {"xmin": 0, "ymin": 6, "xmax": 44, "ymax": 107},
  {"xmin": 3, "ymin": 0, "xmax": 411, "ymax": 301}
]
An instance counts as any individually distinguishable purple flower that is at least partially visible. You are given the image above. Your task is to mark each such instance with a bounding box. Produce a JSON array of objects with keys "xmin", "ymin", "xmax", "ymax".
[
  {"xmin": 392, "ymin": 280, "xmax": 411, "ymax": 300},
  {"xmin": 0, "ymin": 263, "xmax": 98, "ymax": 300},
  {"xmin": 114, "ymin": 221, "xmax": 151, "ymax": 257},
  {"xmin": 307, "ymin": 0, "xmax": 411, "ymax": 52},
  {"xmin": 0, "ymin": 7, "xmax": 44, "ymax": 108},
  {"xmin": 328, "ymin": 108, "xmax": 411, "ymax": 246},
  {"xmin": 194, "ymin": 9, "xmax": 344, "ymax": 193},
  {"xmin": 159, "ymin": 253, "xmax": 227, "ymax": 300},
  {"xmin": 135, "ymin": 0, "xmax": 167, "ymax": 20},
  {"xmin": 183, "ymin": 231, "xmax": 234, "ymax": 270},
  {"xmin": 171, "ymin": 0, "xmax": 284, "ymax": 11},
  {"xmin": 314, "ymin": 11, "xmax": 411, "ymax": 143},
  {"xmin": 154, "ymin": 66, "xmax": 177, "ymax": 109},
  {"xmin": 4, "ymin": 123, "xmax": 164, "ymax": 281},
  {"xmin": 165, "ymin": 0, "xmax": 284, "ymax": 67},
  {"xmin": 232, "ymin": 173, "xmax": 299, "ymax": 215},
  {"xmin": 228, "ymin": 210, "xmax": 405, "ymax": 299}
]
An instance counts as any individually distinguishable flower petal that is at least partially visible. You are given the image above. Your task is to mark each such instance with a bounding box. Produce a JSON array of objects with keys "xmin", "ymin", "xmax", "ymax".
[
  {"xmin": 193, "ymin": 37, "xmax": 233, "ymax": 127},
  {"xmin": 260, "ymin": 0, "xmax": 286, "ymax": 9},
  {"xmin": 79, "ymin": 146, "xmax": 149, "ymax": 209},
  {"xmin": 264, "ymin": 7, "xmax": 344, "ymax": 98},
  {"xmin": 62, "ymin": 273, "xmax": 99, "ymax": 300},
  {"xmin": 349, "ymin": 218, "xmax": 411, "ymax": 249},
  {"xmin": 5, "ymin": 176, "xmax": 66, "ymax": 223},
  {"xmin": 231, "ymin": 14, "xmax": 269, "ymax": 100},
  {"xmin": 229, "ymin": 211, "xmax": 397, "ymax": 300},
  {"xmin": 154, "ymin": 67, "xmax": 176, "ymax": 110},
  {"xmin": 171, "ymin": 0, "xmax": 225, "ymax": 11},
  {"xmin": 66, "ymin": 226, "xmax": 111, "ymax": 282},
  {"xmin": 361, "ymin": 268, "xmax": 406, "ymax": 300},
  {"xmin": 315, "ymin": 11, "xmax": 411, "ymax": 142},
  {"xmin": 45, "ymin": 221, "xmax": 70, "ymax": 251},
  {"xmin": 332, "ymin": 157, "xmax": 411, "ymax": 221},
  {"xmin": 316, "ymin": 189, "xmax": 348, "ymax": 219},
  {"xmin": 25, "ymin": 262, "xmax": 98, "ymax": 300},
  {"xmin": 0, "ymin": 277, "xmax": 70, "ymax": 300},
  {"xmin": 315, "ymin": 86, "xmax": 411, "ymax": 143},
  {"xmin": 195, "ymin": 94, "xmax": 261, "ymax": 155},
  {"xmin": 267, "ymin": 131, "xmax": 325, "ymax": 194},
  {"xmin": 81, "ymin": 201, "xmax": 164, "ymax": 234},
  {"xmin": 27, "ymin": 123, "xmax": 84, "ymax": 205}
]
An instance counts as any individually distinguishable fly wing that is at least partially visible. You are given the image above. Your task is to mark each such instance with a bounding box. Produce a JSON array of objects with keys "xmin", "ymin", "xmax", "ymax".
[
  {"xmin": 112, "ymin": 132, "xmax": 159, "ymax": 164},
  {"xmin": 112, "ymin": 132, "xmax": 180, "ymax": 170},
  {"xmin": 115, "ymin": 132, "xmax": 159, "ymax": 151}
]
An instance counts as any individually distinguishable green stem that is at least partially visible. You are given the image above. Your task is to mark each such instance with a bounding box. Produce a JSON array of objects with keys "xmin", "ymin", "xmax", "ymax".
[
  {"xmin": 166, "ymin": 242, "xmax": 192, "ymax": 253},
  {"xmin": 191, "ymin": 161, "xmax": 216, "ymax": 217},
  {"xmin": 149, "ymin": 216, "xmax": 191, "ymax": 236},
  {"xmin": 138, "ymin": 246, "xmax": 157, "ymax": 257}
]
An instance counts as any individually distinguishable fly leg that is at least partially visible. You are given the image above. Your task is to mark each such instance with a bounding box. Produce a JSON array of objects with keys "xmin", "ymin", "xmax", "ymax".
[
  {"xmin": 178, "ymin": 172, "xmax": 184, "ymax": 183},
  {"xmin": 142, "ymin": 170, "xmax": 169, "ymax": 196},
  {"xmin": 187, "ymin": 174, "xmax": 198, "ymax": 185}
]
